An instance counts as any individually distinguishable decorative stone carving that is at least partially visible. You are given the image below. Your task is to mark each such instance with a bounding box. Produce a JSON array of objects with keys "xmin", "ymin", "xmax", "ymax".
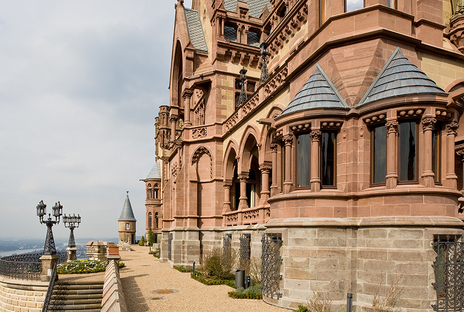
[
  {"xmin": 385, "ymin": 120, "xmax": 399, "ymax": 134},
  {"xmin": 364, "ymin": 113, "xmax": 387, "ymax": 125},
  {"xmin": 421, "ymin": 117, "xmax": 437, "ymax": 132},
  {"xmin": 244, "ymin": 209, "xmax": 259, "ymax": 220},
  {"xmin": 171, "ymin": 162, "xmax": 178, "ymax": 178},
  {"xmin": 191, "ymin": 146, "xmax": 213, "ymax": 178},
  {"xmin": 447, "ymin": 120, "xmax": 459, "ymax": 136},
  {"xmin": 225, "ymin": 112, "xmax": 239, "ymax": 132},
  {"xmin": 195, "ymin": 100, "xmax": 205, "ymax": 126},
  {"xmin": 310, "ymin": 130, "xmax": 322, "ymax": 142},
  {"xmin": 283, "ymin": 134, "xmax": 293, "ymax": 146},
  {"xmin": 192, "ymin": 127, "xmax": 207, "ymax": 139},
  {"xmin": 264, "ymin": 65, "xmax": 289, "ymax": 97}
]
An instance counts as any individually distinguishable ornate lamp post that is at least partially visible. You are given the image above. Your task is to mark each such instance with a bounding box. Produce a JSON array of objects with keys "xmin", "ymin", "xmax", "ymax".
[
  {"xmin": 63, "ymin": 214, "xmax": 81, "ymax": 261},
  {"xmin": 36, "ymin": 200, "xmax": 63, "ymax": 281},
  {"xmin": 259, "ymin": 42, "xmax": 270, "ymax": 85},
  {"xmin": 237, "ymin": 67, "xmax": 248, "ymax": 107}
]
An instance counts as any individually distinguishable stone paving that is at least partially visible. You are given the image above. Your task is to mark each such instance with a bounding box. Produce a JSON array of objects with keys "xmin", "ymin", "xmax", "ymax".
[{"xmin": 119, "ymin": 245, "xmax": 289, "ymax": 312}]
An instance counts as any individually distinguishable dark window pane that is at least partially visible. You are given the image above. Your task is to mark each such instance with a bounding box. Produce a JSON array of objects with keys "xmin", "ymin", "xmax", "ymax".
[
  {"xmin": 373, "ymin": 125, "xmax": 386, "ymax": 183},
  {"xmin": 224, "ymin": 25, "xmax": 237, "ymax": 42},
  {"xmin": 399, "ymin": 121, "xmax": 417, "ymax": 181},
  {"xmin": 432, "ymin": 126, "xmax": 441, "ymax": 182},
  {"xmin": 321, "ymin": 131, "xmax": 335, "ymax": 186},
  {"xmin": 297, "ymin": 134, "xmax": 310, "ymax": 187}
]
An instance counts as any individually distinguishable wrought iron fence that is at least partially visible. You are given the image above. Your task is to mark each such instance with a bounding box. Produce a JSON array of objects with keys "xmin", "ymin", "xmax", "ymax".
[
  {"xmin": 432, "ymin": 235, "xmax": 464, "ymax": 312},
  {"xmin": 41, "ymin": 262, "xmax": 58, "ymax": 312},
  {"xmin": 261, "ymin": 233, "xmax": 282, "ymax": 299},
  {"xmin": 239, "ymin": 234, "xmax": 251, "ymax": 269},
  {"xmin": 0, "ymin": 252, "xmax": 66, "ymax": 281}
]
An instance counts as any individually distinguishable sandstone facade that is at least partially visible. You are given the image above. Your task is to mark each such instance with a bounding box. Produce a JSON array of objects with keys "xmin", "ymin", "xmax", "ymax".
[{"xmin": 153, "ymin": 0, "xmax": 464, "ymax": 310}]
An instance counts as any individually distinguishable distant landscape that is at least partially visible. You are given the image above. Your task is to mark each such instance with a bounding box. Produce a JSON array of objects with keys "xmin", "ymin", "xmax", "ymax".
[{"xmin": 0, "ymin": 237, "xmax": 119, "ymax": 259}]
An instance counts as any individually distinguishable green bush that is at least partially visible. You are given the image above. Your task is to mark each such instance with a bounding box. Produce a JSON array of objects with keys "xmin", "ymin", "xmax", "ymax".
[
  {"xmin": 298, "ymin": 306, "xmax": 309, "ymax": 312},
  {"xmin": 139, "ymin": 235, "xmax": 145, "ymax": 246},
  {"xmin": 228, "ymin": 284, "xmax": 262, "ymax": 299},
  {"xmin": 174, "ymin": 265, "xmax": 192, "ymax": 273},
  {"xmin": 147, "ymin": 228, "xmax": 154, "ymax": 246},
  {"xmin": 119, "ymin": 262, "xmax": 125, "ymax": 268},
  {"xmin": 149, "ymin": 249, "xmax": 160, "ymax": 258},
  {"xmin": 191, "ymin": 273, "xmax": 236, "ymax": 288}
]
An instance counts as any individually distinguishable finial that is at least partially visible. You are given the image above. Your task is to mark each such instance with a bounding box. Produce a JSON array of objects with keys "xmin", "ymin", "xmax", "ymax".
[{"xmin": 126, "ymin": 191, "xmax": 129, "ymax": 195}]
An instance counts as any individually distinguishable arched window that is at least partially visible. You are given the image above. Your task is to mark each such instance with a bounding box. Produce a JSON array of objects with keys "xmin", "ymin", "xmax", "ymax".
[
  {"xmin": 155, "ymin": 212, "xmax": 159, "ymax": 229},
  {"xmin": 148, "ymin": 212, "xmax": 152, "ymax": 228}
]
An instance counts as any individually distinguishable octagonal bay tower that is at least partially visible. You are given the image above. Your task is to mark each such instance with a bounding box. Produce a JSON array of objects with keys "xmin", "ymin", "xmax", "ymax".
[
  {"xmin": 154, "ymin": 0, "xmax": 464, "ymax": 310},
  {"xmin": 118, "ymin": 191, "xmax": 136, "ymax": 244}
]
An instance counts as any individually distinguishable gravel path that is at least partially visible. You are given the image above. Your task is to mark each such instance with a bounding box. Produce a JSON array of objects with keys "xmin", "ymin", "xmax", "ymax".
[{"xmin": 119, "ymin": 245, "xmax": 289, "ymax": 312}]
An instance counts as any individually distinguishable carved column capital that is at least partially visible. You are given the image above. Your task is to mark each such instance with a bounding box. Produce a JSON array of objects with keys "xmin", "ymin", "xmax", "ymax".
[
  {"xmin": 310, "ymin": 130, "xmax": 322, "ymax": 143},
  {"xmin": 421, "ymin": 117, "xmax": 437, "ymax": 132},
  {"xmin": 169, "ymin": 115, "xmax": 178, "ymax": 123},
  {"xmin": 385, "ymin": 120, "xmax": 399, "ymax": 134},
  {"xmin": 270, "ymin": 142, "xmax": 278, "ymax": 151},
  {"xmin": 447, "ymin": 120, "xmax": 459, "ymax": 136},
  {"xmin": 457, "ymin": 149, "xmax": 464, "ymax": 159},
  {"xmin": 259, "ymin": 165, "xmax": 272, "ymax": 173},
  {"xmin": 182, "ymin": 89, "xmax": 193, "ymax": 99},
  {"xmin": 238, "ymin": 173, "xmax": 249, "ymax": 181},
  {"xmin": 282, "ymin": 134, "xmax": 293, "ymax": 146}
]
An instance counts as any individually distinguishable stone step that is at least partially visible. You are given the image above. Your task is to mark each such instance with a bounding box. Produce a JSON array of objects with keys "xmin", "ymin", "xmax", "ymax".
[
  {"xmin": 50, "ymin": 298, "xmax": 102, "ymax": 306},
  {"xmin": 51, "ymin": 293, "xmax": 102, "ymax": 300},
  {"xmin": 54, "ymin": 284, "xmax": 104, "ymax": 290},
  {"xmin": 48, "ymin": 310, "xmax": 101, "ymax": 312},
  {"xmin": 48, "ymin": 303, "xmax": 101, "ymax": 310}
]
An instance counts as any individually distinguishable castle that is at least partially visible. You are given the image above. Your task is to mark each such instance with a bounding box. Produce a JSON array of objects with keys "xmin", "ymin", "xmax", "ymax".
[{"xmin": 144, "ymin": 0, "xmax": 464, "ymax": 309}]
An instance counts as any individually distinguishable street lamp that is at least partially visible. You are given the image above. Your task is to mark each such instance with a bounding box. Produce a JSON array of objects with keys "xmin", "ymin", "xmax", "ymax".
[
  {"xmin": 36, "ymin": 200, "xmax": 63, "ymax": 255},
  {"xmin": 259, "ymin": 42, "xmax": 270, "ymax": 85},
  {"xmin": 63, "ymin": 214, "xmax": 81, "ymax": 261}
]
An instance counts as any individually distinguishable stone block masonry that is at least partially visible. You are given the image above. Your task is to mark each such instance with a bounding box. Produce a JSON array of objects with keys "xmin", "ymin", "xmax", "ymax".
[
  {"xmin": 101, "ymin": 257, "xmax": 127, "ymax": 312},
  {"xmin": 0, "ymin": 276, "xmax": 48, "ymax": 312}
]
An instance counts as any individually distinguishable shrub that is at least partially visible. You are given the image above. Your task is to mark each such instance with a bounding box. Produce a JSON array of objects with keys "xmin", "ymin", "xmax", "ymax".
[
  {"xmin": 372, "ymin": 276, "xmax": 403, "ymax": 312},
  {"xmin": 174, "ymin": 265, "xmax": 192, "ymax": 273},
  {"xmin": 203, "ymin": 247, "xmax": 238, "ymax": 280},
  {"xmin": 297, "ymin": 306, "xmax": 309, "ymax": 312},
  {"xmin": 139, "ymin": 235, "xmax": 145, "ymax": 246},
  {"xmin": 228, "ymin": 284, "xmax": 262, "ymax": 299},
  {"xmin": 304, "ymin": 292, "xmax": 333, "ymax": 312},
  {"xmin": 147, "ymin": 228, "xmax": 154, "ymax": 246},
  {"xmin": 119, "ymin": 262, "xmax": 125, "ymax": 268},
  {"xmin": 191, "ymin": 273, "xmax": 236, "ymax": 288},
  {"xmin": 149, "ymin": 249, "xmax": 160, "ymax": 258}
]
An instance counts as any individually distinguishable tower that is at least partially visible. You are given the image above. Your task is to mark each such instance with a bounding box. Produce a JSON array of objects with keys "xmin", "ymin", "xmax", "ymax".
[
  {"xmin": 141, "ymin": 160, "xmax": 163, "ymax": 244},
  {"xmin": 118, "ymin": 191, "xmax": 136, "ymax": 244}
]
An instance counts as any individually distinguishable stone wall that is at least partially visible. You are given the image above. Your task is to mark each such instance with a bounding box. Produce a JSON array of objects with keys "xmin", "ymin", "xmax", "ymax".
[
  {"xmin": 0, "ymin": 276, "xmax": 48, "ymax": 312},
  {"xmin": 101, "ymin": 258, "xmax": 127, "ymax": 312}
]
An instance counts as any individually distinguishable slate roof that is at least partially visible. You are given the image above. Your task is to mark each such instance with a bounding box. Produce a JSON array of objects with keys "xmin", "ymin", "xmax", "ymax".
[
  {"xmin": 184, "ymin": 9, "xmax": 208, "ymax": 53},
  {"xmin": 146, "ymin": 161, "xmax": 161, "ymax": 180},
  {"xmin": 358, "ymin": 47, "xmax": 447, "ymax": 106},
  {"xmin": 224, "ymin": 0, "xmax": 271, "ymax": 18},
  {"xmin": 118, "ymin": 192, "xmax": 136, "ymax": 222},
  {"xmin": 278, "ymin": 64, "xmax": 349, "ymax": 117}
]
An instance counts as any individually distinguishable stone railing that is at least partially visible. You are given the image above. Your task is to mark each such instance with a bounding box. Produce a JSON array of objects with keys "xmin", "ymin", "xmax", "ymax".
[
  {"xmin": 0, "ymin": 276, "xmax": 48, "ymax": 312},
  {"xmin": 223, "ymin": 206, "xmax": 271, "ymax": 226},
  {"xmin": 101, "ymin": 255, "xmax": 127, "ymax": 312}
]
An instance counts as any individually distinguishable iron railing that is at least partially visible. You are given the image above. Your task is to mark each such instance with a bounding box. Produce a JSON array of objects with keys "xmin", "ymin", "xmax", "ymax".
[
  {"xmin": 0, "ymin": 252, "xmax": 66, "ymax": 281},
  {"xmin": 261, "ymin": 233, "xmax": 282, "ymax": 299},
  {"xmin": 432, "ymin": 235, "xmax": 464, "ymax": 312},
  {"xmin": 41, "ymin": 262, "xmax": 58, "ymax": 312},
  {"xmin": 239, "ymin": 234, "xmax": 251, "ymax": 269}
]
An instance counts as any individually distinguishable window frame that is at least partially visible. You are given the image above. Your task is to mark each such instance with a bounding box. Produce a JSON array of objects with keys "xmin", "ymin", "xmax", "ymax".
[
  {"xmin": 345, "ymin": 0, "xmax": 364, "ymax": 12},
  {"xmin": 296, "ymin": 132, "xmax": 311, "ymax": 189},
  {"xmin": 321, "ymin": 131, "xmax": 337, "ymax": 188}
]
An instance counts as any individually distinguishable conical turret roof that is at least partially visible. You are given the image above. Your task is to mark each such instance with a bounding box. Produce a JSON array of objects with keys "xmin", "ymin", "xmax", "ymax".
[
  {"xmin": 358, "ymin": 47, "xmax": 447, "ymax": 106},
  {"xmin": 146, "ymin": 161, "xmax": 161, "ymax": 179},
  {"xmin": 118, "ymin": 191, "xmax": 136, "ymax": 221},
  {"xmin": 278, "ymin": 64, "xmax": 349, "ymax": 118}
]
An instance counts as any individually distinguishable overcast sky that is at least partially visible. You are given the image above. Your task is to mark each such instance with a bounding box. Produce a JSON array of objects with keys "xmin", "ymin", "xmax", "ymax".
[{"xmin": 0, "ymin": 0, "xmax": 192, "ymax": 241}]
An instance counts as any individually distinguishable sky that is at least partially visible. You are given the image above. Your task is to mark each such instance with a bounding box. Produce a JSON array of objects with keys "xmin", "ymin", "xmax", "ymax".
[{"xmin": 0, "ymin": 0, "xmax": 193, "ymax": 241}]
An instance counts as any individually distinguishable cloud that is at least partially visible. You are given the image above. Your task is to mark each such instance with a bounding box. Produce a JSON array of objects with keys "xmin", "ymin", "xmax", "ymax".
[{"xmin": 0, "ymin": 0, "xmax": 178, "ymax": 240}]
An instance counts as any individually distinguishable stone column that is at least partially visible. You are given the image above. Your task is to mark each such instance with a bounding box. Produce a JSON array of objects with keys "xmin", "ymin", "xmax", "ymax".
[
  {"xmin": 421, "ymin": 117, "xmax": 436, "ymax": 187},
  {"xmin": 40, "ymin": 254, "xmax": 59, "ymax": 282},
  {"xmin": 310, "ymin": 130, "xmax": 321, "ymax": 192},
  {"xmin": 238, "ymin": 173, "xmax": 249, "ymax": 210},
  {"xmin": 260, "ymin": 165, "xmax": 271, "ymax": 205},
  {"xmin": 283, "ymin": 135, "xmax": 293, "ymax": 193},
  {"xmin": 183, "ymin": 89, "xmax": 193, "ymax": 126},
  {"xmin": 170, "ymin": 115, "xmax": 177, "ymax": 142},
  {"xmin": 446, "ymin": 121, "xmax": 459, "ymax": 189},
  {"xmin": 270, "ymin": 143, "xmax": 278, "ymax": 196},
  {"xmin": 223, "ymin": 181, "xmax": 232, "ymax": 213},
  {"xmin": 386, "ymin": 120, "xmax": 399, "ymax": 189}
]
